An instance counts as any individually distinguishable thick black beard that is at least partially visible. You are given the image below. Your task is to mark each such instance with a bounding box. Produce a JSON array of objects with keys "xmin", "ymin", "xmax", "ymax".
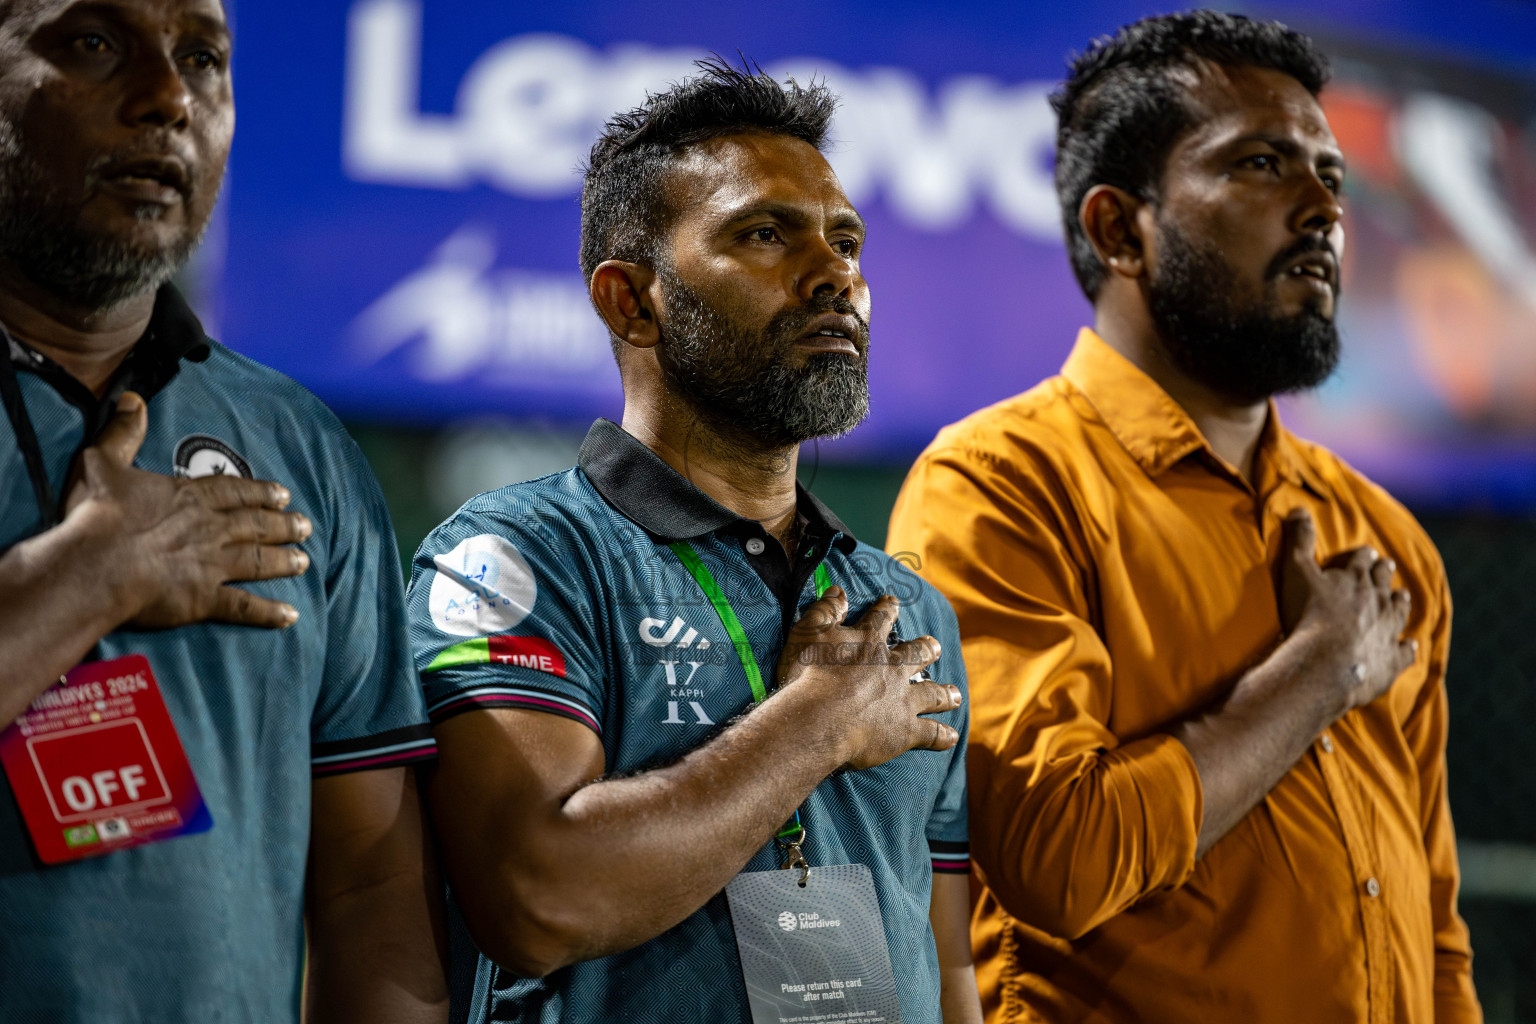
[
  {"xmin": 654, "ymin": 270, "xmax": 870, "ymax": 448},
  {"xmin": 0, "ymin": 122, "xmax": 203, "ymax": 310},
  {"xmin": 1148, "ymin": 221, "xmax": 1341, "ymax": 405}
]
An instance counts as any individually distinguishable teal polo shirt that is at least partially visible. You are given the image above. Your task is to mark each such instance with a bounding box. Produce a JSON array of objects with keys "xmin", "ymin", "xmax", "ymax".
[
  {"xmin": 408, "ymin": 418, "xmax": 970, "ymax": 1024},
  {"xmin": 0, "ymin": 286, "xmax": 435, "ymax": 1022}
]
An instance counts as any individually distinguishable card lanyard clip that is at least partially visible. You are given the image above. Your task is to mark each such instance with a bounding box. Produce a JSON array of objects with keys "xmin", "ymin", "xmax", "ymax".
[
  {"xmin": 669, "ymin": 539, "xmax": 834, "ymax": 885},
  {"xmin": 777, "ymin": 825, "xmax": 811, "ymax": 887}
]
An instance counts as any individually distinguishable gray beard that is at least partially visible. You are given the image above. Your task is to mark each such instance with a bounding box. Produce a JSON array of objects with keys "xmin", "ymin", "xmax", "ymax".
[
  {"xmin": 655, "ymin": 270, "xmax": 870, "ymax": 448},
  {"xmin": 0, "ymin": 119, "xmax": 204, "ymax": 310}
]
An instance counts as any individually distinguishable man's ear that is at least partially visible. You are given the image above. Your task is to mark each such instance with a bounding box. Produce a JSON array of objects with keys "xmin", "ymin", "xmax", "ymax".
[
  {"xmin": 590, "ymin": 261, "xmax": 660, "ymax": 350},
  {"xmin": 1079, "ymin": 185, "xmax": 1150, "ymax": 281}
]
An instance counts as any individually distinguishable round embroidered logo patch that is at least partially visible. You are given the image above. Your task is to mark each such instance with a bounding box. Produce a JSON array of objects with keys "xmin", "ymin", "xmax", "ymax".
[
  {"xmin": 173, "ymin": 435, "xmax": 252, "ymax": 479},
  {"xmin": 429, "ymin": 534, "xmax": 537, "ymax": 636}
]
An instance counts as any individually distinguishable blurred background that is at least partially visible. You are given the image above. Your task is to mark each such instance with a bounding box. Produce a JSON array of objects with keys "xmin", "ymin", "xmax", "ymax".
[{"xmin": 201, "ymin": 0, "xmax": 1536, "ymax": 1016}]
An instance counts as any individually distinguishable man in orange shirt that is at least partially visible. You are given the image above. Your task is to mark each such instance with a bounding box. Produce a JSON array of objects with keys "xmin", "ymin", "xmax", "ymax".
[{"xmin": 888, "ymin": 11, "xmax": 1481, "ymax": 1024}]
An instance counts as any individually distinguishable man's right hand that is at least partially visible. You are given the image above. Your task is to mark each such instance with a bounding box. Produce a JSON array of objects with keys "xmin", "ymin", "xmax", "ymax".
[
  {"xmin": 65, "ymin": 391, "xmax": 312, "ymax": 630},
  {"xmin": 776, "ymin": 586, "xmax": 960, "ymax": 770},
  {"xmin": 1278, "ymin": 507, "xmax": 1416, "ymax": 713}
]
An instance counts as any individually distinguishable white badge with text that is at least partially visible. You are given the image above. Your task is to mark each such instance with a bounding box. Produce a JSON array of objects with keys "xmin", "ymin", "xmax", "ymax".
[{"xmin": 726, "ymin": 863, "xmax": 903, "ymax": 1024}]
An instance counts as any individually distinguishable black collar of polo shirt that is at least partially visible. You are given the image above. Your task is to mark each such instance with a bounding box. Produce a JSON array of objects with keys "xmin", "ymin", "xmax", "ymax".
[
  {"xmin": 577, "ymin": 417, "xmax": 858, "ymax": 553},
  {"xmin": 119, "ymin": 283, "xmax": 214, "ymax": 399},
  {"xmin": 5, "ymin": 283, "xmax": 211, "ymax": 410}
]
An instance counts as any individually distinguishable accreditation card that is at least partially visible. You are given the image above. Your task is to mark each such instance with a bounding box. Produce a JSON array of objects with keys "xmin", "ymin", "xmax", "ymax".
[
  {"xmin": 0, "ymin": 654, "xmax": 211, "ymax": 864},
  {"xmin": 726, "ymin": 862, "xmax": 904, "ymax": 1024}
]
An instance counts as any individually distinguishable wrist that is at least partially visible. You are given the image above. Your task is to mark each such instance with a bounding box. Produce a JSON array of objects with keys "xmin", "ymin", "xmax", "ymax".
[
  {"xmin": 761, "ymin": 677, "xmax": 858, "ymax": 770},
  {"xmin": 1277, "ymin": 625, "xmax": 1355, "ymax": 720},
  {"xmin": 49, "ymin": 504, "xmax": 143, "ymax": 624}
]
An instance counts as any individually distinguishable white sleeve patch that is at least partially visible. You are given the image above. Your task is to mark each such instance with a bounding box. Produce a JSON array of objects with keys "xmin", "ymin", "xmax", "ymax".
[{"xmin": 428, "ymin": 534, "xmax": 537, "ymax": 636}]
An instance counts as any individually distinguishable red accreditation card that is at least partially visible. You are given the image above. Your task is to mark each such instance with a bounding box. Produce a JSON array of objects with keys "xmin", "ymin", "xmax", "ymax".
[{"xmin": 0, "ymin": 654, "xmax": 212, "ymax": 865}]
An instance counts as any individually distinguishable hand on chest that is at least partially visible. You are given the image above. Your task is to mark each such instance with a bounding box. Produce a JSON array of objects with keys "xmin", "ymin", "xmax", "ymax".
[{"xmin": 1099, "ymin": 491, "xmax": 1429, "ymax": 728}]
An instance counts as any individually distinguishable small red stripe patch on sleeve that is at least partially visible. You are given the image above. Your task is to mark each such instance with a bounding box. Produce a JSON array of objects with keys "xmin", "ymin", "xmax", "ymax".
[{"xmin": 485, "ymin": 636, "xmax": 567, "ymax": 678}]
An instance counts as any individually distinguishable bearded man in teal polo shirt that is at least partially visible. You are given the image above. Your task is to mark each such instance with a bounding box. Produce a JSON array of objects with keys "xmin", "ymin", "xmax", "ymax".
[{"xmin": 409, "ymin": 61, "xmax": 982, "ymax": 1024}]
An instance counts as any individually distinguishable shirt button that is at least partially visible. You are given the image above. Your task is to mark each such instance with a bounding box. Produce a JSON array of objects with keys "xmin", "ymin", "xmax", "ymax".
[
  {"xmin": 745, "ymin": 538, "xmax": 766, "ymax": 555},
  {"xmin": 1365, "ymin": 877, "xmax": 1381, "ymax": 898},
  {"xmin": 1320, "ymin": 734, "xmax": 1334, "ymax": 753}
]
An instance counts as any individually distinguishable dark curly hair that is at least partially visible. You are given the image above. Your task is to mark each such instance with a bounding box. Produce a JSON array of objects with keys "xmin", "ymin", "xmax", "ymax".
[
  {"xmin": 1052, "ymin": 10, "xmax": 1330, "ymax": 300},
  {"xmin": 579, "ymin": 57, "xmax": 836, "ymax": 298}
]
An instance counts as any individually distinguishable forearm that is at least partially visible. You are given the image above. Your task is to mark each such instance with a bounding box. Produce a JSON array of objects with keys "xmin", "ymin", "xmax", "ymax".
[
  {"xmin": 1170, "ymin": 628, "xmax": 1349, "ymax": 858},
  {"xmin": 930, "ymin": 873, "xmax": 982, "ymax": 1024},
  {"xmin": 0, "ymin": 513, "xmax": 131, "ymax": 726},
  {"xmin": 978, "ymin": 731, "xmax": 1201, "ymax": 939},
  {"xmin": 304, "ymin": 874, "xmax": 450, "ymax": 1024},
  {"xmin": 976, "ymin": 637, "xmax": 1334, "ymax": 937},
  {"xmin": 469, "ymin": 689, "xmax": 851, "ymax": 973},
  {"xmin": 939, "ymin": 966, "xmax": 983, "ymax": 1024},
  {"xmin": 305, "ymin": 769, "xmax": 449, "ymax": 1024}
]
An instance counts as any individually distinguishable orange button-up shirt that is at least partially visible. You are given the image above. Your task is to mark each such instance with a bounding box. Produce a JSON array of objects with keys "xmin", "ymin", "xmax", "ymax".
[{"xmin": 888, "ymin": 329, "xmax": 1480, "ymax": 1024}]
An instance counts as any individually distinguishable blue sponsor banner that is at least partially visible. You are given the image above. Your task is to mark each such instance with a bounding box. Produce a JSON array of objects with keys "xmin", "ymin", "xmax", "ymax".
[{"xmin": 221, "ymin": 1, "xmax": 1536, "ymax": 506}]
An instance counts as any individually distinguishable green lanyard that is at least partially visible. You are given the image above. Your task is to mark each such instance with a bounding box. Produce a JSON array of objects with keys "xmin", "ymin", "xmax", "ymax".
[
  {"xmin": 668, "ymin": 539, "xmax": 832, "ymax": 850},
  {"xmin": 668, "ymin": 541, "xmax": 831, "ymax": 704}
]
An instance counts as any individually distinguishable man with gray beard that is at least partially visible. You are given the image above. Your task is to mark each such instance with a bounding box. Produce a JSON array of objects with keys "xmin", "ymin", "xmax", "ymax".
[
  {"xmin": 0, "ymin": 1, "xmax": 447, "ymax": 1020},
  {"xmin": 406, "ymin": 61, "xmax": 981, "ymax": 1024}
]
